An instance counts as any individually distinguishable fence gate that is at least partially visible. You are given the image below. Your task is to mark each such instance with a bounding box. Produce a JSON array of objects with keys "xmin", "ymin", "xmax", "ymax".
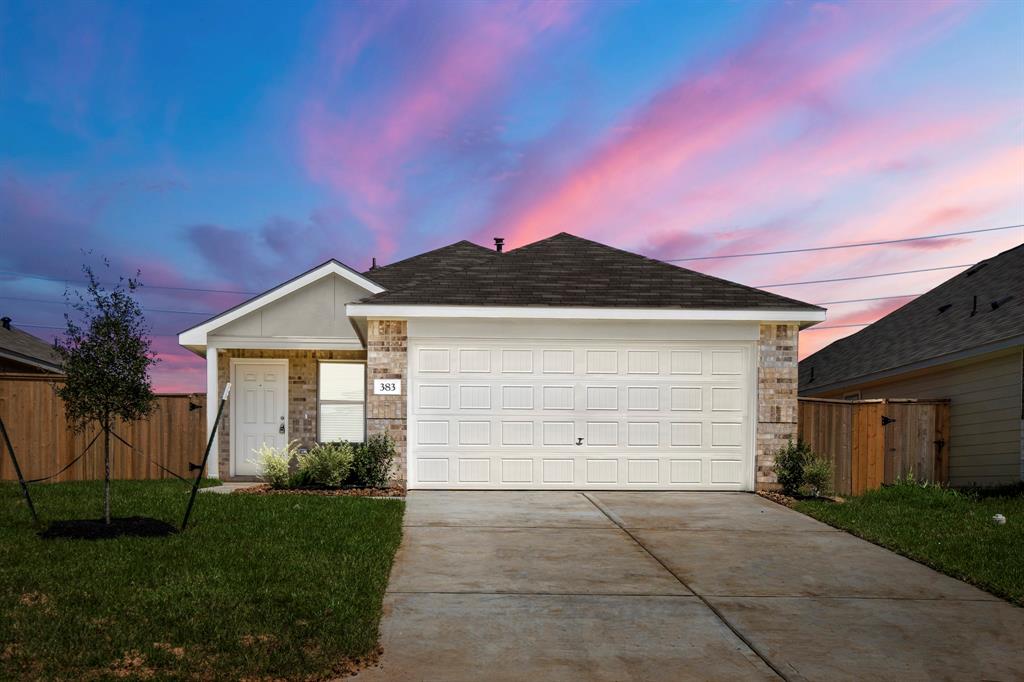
[{"xmin": 798, "ymin": 398, "xmax": 950, "ymax": 496}]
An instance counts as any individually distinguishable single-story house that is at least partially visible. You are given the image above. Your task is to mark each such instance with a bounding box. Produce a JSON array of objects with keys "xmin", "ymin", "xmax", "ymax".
[
  {"xmin": 799, "ymin": 243, "xmax": 1023, "ymax": 487},
  {"xmin": 179, "ymin": 233, "xmax": 825, "ymax": 490},
  {"xmin": 0, "ymin": 316, "xmax": 63, "ymax": 375}
]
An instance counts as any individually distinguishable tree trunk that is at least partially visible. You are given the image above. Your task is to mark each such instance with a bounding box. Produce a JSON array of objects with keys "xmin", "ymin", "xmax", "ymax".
[{"xmin": 103, "ymin": 423, "xmax": 111, "ymax": 525}]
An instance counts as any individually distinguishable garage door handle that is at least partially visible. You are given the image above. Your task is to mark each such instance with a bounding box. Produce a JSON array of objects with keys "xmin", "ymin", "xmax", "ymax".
[{"xmin": 576, "ymin": 437, "xmax": 584, "ymax": 446}]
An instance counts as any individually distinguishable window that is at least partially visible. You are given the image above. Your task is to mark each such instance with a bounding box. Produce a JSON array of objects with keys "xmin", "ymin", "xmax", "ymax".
[
  {"xmin": 318, "ymin": 362, "xmax": 365, "ymax": 442},
  {"xmin": 842, "ymin": 391, "xmax": 862, "ymax": 401}
]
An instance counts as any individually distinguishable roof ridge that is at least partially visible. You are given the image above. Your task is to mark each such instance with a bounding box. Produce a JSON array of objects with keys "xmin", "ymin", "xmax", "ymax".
[
  {"xmin": 518, "ymin": 231, "xmax": 823, "ymax": 311},
  {"xmin": 363, "ymin": 239, "xmax": 491, "ymax": 276}
]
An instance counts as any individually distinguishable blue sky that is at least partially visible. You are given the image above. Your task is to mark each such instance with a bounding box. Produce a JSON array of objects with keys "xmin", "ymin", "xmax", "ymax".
[{"xmin": 1, "ymin": 0, "xmax": 1022, "ymax": 390}]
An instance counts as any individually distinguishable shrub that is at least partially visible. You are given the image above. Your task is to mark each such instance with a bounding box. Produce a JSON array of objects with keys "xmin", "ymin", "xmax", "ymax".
[
  {"xmin": 297, "ymin": 442, "xmax": 354, "ymax": 488},
  {"xmin": 801, "ymin": 455, "xmax": 834, "ymax": 497},
  {"xmin": 774, "ymin": 440, "xmax": 813, "ymax": 496},
  {"xmin": 253, "ymin": 441, "xmax": 299, "ymax": 489},
  {"xmin": 352, "ymin": 433, "xmax": 395, "ymax": 488}
]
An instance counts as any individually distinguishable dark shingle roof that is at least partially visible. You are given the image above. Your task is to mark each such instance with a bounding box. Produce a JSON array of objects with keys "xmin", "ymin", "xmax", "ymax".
[
  {"xmin": 799, "ymin": 243, "xmax": 1024, "ymax": 393},
  {"xmin": 363, "ymin": 240, "xmax": 496, "ymax": 291},
  {"xmin": 0, "ymin": 320, "xmax": 63, "ymax": 373},
  {"xmin": 361, "ymin": 233, "xmax": 823, "ymax": 311}
]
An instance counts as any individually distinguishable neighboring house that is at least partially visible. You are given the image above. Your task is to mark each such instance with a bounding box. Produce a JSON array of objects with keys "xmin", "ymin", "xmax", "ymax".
[
  {"xmin": 179, "ymin": 233, "xmax": 824, "ymax": 490},
  {"xmin": 0, "ymin": 316, "xmax": 63, "ymax": 375},
  {"xmin": 800, "ymin": 243, "xmax": 1024, "ymax": 487}
]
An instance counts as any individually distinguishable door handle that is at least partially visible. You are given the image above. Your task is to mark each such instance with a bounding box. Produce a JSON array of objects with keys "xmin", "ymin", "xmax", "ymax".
[{"xmin": 279, "ymin": 422, "xmax": 286, "ymax": 434}]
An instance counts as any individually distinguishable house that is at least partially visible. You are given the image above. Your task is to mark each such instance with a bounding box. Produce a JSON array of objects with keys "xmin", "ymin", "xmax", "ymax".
[
  {"xmin": 179, "ymin": 233, "xmax": 825, "ymax": 490},
  {"xmin": 0, "ymin": 316, "xmax": 63, "ymax": 375},
  {"xmin": 799, "ymin": 243, "xmax": 1024, "ymax": 487}
]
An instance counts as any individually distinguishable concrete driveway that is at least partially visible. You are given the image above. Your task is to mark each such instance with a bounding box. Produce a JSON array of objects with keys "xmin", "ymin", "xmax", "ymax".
[{"xmin": 357, "ymin": 492, "xmax": 1024, "ymax": 681}]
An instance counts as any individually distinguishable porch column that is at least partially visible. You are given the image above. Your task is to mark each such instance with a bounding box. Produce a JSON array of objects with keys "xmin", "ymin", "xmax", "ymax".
[{"xmin": 756, "ymin": 323, "xmax": 799, "ymax": 490}]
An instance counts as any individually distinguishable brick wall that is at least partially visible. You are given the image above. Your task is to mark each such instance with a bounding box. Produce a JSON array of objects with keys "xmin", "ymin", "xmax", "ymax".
[
  {"xmin": 215, "ymin": 348, "xmax": 366, "ymax": 478},
  {"xmin": 365, "ymin": 320, "xmax": 408, "ymax": 482},
  {"xmin": 756, "ymin": 323, "xmax": 799, "ymax": 490}
]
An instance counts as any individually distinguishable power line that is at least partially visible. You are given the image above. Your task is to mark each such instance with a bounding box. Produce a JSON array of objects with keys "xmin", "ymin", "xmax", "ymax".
[
  {"xmin": 0, "ymin": 296, "xmax": 214, "ymax": 316},
  {"xmin": 756, "ymin": 263, "xmax": 972, "ymax": 288},
  {"xmin": 803, "ymin": 323, "xmax": 870, "ymax": 331},
  {"xmin": 667, "ymin": 223, "xmax": 1023, "ymax": 262},
  {"xmin": 813, "ymin": 293, "xmax": 922, "ymax": 306},
  {"xmin": 0, "ymin": 269, "xmax": 257, "ymax": 296},
  {"xmin": 15, "ymin": 323, "xmax": 181, "ymax": 338}
]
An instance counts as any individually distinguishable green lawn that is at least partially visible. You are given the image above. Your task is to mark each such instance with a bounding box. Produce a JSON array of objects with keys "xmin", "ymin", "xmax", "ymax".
[
  {"xmin": 796, "ymin": 483, "xmax": 1024, "ymax": 606},
  {"xmin": 0, "ymin": 480, "xmax": 404, "ymax": 680}
]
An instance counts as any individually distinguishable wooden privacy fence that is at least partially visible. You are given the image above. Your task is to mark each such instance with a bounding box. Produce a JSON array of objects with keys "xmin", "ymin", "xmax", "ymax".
[
  {"xmin": 798, "ymin": 397, "xmax": 950, "ymax": 496},
  {"xmin": 0, "ymin": 374, "xmax": 207, "ymax": 482}
]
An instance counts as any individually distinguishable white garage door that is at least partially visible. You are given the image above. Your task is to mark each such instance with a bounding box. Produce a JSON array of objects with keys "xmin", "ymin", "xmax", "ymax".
[{"xmin": 407, "ymin": 340, "xmax": 755, "ymax": 490}]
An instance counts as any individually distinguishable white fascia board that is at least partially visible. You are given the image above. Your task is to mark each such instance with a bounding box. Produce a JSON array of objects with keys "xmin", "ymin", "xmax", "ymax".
[
  {"xmin": 345, "ymin": 303, "xmax": 827, "ymax": 324},
  {"xmin": 178, "ymin": 260, "xmax": 383, "ymax": 348},
  {"xmin": 202, "ymin": 337, "xmax": 365, "ymax": 350}
]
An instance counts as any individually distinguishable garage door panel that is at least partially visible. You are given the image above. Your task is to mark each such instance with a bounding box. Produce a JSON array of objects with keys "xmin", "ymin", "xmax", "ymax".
[{"xmin": 410, "ymin": 341, "xmax": 753, "ymax": 490}]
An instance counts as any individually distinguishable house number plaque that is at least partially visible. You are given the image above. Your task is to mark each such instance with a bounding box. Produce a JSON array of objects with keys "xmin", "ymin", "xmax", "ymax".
[{"xmin": 373, "ymin": 379, "xmax": 402, "ymax": 395}]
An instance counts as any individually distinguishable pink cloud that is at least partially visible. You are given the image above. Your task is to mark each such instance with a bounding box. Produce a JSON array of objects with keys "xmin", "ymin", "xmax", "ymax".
[
  {"xmin": 299, "ymin": 1, "xmax": 582, "ymax": 254},
  {"xmin": 485, "ymin": 1, "xmax": 970, "ymax": 250}
]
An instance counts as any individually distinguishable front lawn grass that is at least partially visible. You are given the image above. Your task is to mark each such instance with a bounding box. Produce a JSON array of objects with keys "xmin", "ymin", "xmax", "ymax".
[
  {"xmin": 0, "ymin": 480, "xmax": 404, "ymax": 679},
  {"xmin": 796, "ymin": 483, "xmax": 1024, "ymax": 606}
]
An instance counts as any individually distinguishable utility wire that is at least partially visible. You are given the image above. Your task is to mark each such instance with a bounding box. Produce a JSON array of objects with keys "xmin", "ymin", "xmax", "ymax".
[
  {"xmin": 803, "ymin": 323, "xmax": 870, "ymax": 331},
  {"xmin": 756, "ymin": 263, "xmax": 971, "ymax": 288},
  {"xmin": 813, "ymin": 294, "xmax": 921, "ymax": 306},
  {"xmin": 0, "ymin": 269, "xmax": 257, "ymax": 296},
  {"xmin": 667, "ymin": 223, "xmax": 1023, "ymax": 262},
  {"xmin": 0, "ymin": 295, "xmax": 214, "ymax": 316}
]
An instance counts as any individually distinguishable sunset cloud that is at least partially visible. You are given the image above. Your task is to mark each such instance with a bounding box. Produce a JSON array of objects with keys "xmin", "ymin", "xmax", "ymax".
[{"xmin": 3, "ymin": 0, "xmax": 1021, "ymax": 390}]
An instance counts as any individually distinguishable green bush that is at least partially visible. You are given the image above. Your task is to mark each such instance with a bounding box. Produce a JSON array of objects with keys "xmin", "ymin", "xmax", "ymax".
[
  {"xmin": 801, "ymin": 455, "xmax": 834, "ymax": 497},
  {"xmin": 773, "ymin": 439, "xmax": 832, "ymax": 497},
  {"xmin": 774, "ymin": 440, "xmax": 811, "ymax": 495},
  {"xmin": 352, "ymin": 433, "xmax": 395, "ymax": 488},
  {"xmin": 297, "ymin": 442, "xmax": 354, "ymax": 488},
  {"xmin": 252, "ymin": 440, "xmax": 299, "ymax": 489}
]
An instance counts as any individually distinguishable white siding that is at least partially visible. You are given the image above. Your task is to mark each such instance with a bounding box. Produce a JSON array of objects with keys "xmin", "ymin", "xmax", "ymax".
[
  {"xmin": 210, "ymin": 274, "xmax": 365, "ymax": 342},
  {"xmin": 835, "ymin": 349, "xmax": 1023, "ymax": 486}
]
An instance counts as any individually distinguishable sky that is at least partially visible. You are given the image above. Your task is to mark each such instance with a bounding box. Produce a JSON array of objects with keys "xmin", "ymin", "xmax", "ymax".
[{"xmin": 1, "ymin": 0, "xmax": 1022, "ymax": 393}]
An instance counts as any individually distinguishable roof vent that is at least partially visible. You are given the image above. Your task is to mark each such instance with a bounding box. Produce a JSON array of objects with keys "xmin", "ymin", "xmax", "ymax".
[
  {"xmin": 990, "ymin": 295, "xmax": 1014, "ymax": 311},
  {"xmin": 937, "ymin": 303, "xmax": 952, "ymax": 314},
  {"xmin": 965, "ymin": 262, "xmax": 987, "ymax": 277},
  {"xmin": 494, "ymin": 237, "xmax": 505, "ymax": 253},
  {"xmin": 1, "ymin": 316, "xmax": 10, "ymax": 330},
  {"xmin": 370, "ymin": 257, "xmax": 378, "ymax": 271}
]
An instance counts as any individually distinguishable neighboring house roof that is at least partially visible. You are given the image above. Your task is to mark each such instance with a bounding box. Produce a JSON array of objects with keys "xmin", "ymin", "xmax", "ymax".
[
  {"xmin": 362, "ymin": 240, "xmax": 496, "ymax": 291},
  {"xmin": 800, "ymin": 243, "xmax": 1024, "ymax": 394},
  {"xmin": 0, "ymin": 318, "xmax": 63, "ymax": 373},
  {"xmin": 358, "ymin": 233, "xmax": 824, "ymax": 312}
]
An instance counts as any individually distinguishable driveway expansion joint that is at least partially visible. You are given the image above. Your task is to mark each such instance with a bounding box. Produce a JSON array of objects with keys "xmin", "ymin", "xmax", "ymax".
[{"xmin": 582, "ymin": 491, "xmax": 790, "ymax": 682}]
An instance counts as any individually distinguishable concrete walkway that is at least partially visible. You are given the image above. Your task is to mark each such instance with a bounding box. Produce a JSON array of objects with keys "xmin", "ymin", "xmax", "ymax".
[{"xmin": 357, "ymin": 491, "xmax": 1024, "ymax": 681}]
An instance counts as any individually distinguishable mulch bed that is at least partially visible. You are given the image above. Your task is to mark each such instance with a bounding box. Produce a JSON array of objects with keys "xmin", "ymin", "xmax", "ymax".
[
  {"xmin": 38, "ymin": 516, "xmax": 178, "ymax": 540},
  {"xmin": 234, "ymin": 484, "xmax": 406, "ymax": 498},
  {"xmin": 757, "ymin": 490, "xmax": 844, "ymax": 508}
]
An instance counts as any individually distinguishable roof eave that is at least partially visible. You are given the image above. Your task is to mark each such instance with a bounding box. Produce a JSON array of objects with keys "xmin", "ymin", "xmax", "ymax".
[
  {"xmin": 800, "ymin": 333, "xmax": 1024, "ymax": 395},
  {"xmin": 177, "ymin": 259, "xmax": 384, "ymax": 349},
  {"xmin": 346, "ymin": 303, "xmax": 827, "ymax": 323}
]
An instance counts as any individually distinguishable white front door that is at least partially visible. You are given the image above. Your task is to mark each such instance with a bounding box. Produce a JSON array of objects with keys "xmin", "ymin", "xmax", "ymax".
[
  {"xmin": 408, "ymin": 340, "xmax": 755, "ymax": 490},
  {"xmin": 232, "ymin": 359, "xmax": 288, "ymax": 476}
]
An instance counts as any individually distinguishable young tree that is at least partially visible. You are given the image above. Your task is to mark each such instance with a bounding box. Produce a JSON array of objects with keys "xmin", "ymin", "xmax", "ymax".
[{"xmin": 56, "ymin": 261, "xmax": 158, "ymax": 524}]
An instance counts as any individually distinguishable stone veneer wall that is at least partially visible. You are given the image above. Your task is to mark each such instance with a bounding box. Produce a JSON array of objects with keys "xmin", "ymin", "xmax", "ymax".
[
  {"xmin": 215, "ymin": 348, "xmax": 366, "ymax": 478},
  {"xmin": 756, "ymin": 323, "xmax": 799, "ymax": 490},
  {"xmin": 365, "ymin": 320, "xmax": 408, "ymax": 483}
]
